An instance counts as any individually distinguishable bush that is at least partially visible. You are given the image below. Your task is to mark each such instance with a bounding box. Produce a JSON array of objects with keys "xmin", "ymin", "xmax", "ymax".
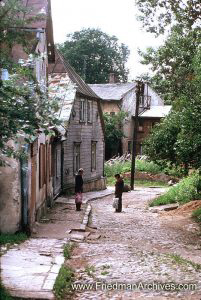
[
  {"xmin": 150, "ymin": 173, "xmax": 201, "ymax": 207},
  {"xmin": 192, "ymin": 207, "xmax": 201, "ymax": 223}
]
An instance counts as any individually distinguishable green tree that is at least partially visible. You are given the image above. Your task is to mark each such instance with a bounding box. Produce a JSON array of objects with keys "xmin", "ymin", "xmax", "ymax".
[
  {"xmin": 0, "ymin": 0, "xmax": 60, "ymax": 161},
  {"xmin": 138, "ymin": 26, "xmax": 201, "ymax": 103},
  {"xmin": 58, "ymin": 28, "xmax": 130, "ymax": 83},
  {"xmin": 136, "ymin": 0, "xmax": 201, "ymax": 172},
  {"xmin": 143, "ymin": 47, "xmax": 201, "ymax": 172},
  {"xmin": 103, "ymin": 111, "xmax": 127, "ymax": 160},
  {"xmin": 135, "ymin": 0, "xmax": 201, "ymax": 35}
]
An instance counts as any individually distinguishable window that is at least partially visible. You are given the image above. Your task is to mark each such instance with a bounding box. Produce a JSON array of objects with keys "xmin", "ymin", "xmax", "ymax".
[
  {"xmin": 87, "ymin": 100, "xmax": 92, "ymax": 122},
  {"xmin": 39, "ymin": 144, "xmax": 46, "ymax": 188},
  {"xmin": 139, "ymin": 95, "xmax": 144, "ymax": 107},
  {"xmin": 79, "ymin": 99, "xmax": 86, "ymax": 122},
  {"xmin": 140, "ymin": 144, "xmax": 143, "ymax": 155},
  {"xmin": 138, "ymin": 119, "xmax": 144, "ymax": 132},
  {"xmin": 74, "ymin": 143, "xmax": 80, "ymax": 173},
  {"xmin": 128, "ymin": 141, "xmax": 131, "ymax": 154},
  {"xmin": 152, "ymin": 121, "xmax": 157, "ymax": 128},
  {"xmin": 55, "ymin": 149, "xmax": 61, "ymax": 178},
  {"xmin": 91, "ymin": 142, "xmax": 96, "ymax": 171}
]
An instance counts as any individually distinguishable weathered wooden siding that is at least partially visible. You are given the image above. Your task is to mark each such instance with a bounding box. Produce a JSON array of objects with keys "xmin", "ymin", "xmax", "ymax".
[
  {"xmin": 62, "ymin": 95, "xmax": 104, "ymax": 190},
  {"xmin": 101, "ymin": 101, "xmax": 120, "ymax": 114},
  {"xmin": 52, "ymin": 141, "xmax": 62, "ymax": 197}
]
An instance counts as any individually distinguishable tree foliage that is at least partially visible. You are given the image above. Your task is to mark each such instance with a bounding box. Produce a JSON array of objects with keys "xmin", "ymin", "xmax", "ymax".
[
  {"xmin": 0, "ymin": 0, "xmax": 60, "ymax": 161},
  {"xmin": 136, "ymin": 0, "xmax": 201, "ymax": 171},
  {"xmin": 135, "ymin": 0, "xmax": 201, "ymax": 35},
  {"xmin": 103, "ymin": 111, "xmax": 128, "ymax": 160},
  {"xmin": 143, "ymin": 48, "xmax": 201, "ymax": 171},
  {"xmin": 138, "ymin": 26, "xmax": 201, "ymax": 103},
  {"xmin": 58, "ymin": 28, "xmax": 130, "ymax": 84}
]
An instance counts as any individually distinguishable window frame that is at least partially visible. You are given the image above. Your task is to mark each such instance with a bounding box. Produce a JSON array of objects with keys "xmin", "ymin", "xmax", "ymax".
[{"xmin": 79, "ymin": 99, "xmax": 86, "ymax": 122}]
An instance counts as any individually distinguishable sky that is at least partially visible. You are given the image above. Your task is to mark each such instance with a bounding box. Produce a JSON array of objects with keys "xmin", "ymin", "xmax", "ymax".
[{"xmin": 51, "ymin": 0, "xmax": 164, "ymax": 80}]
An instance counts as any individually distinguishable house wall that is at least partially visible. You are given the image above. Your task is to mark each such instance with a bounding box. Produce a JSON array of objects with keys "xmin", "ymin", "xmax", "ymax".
[
  {"xmin": 0, "ymin": 156, "xmax": 21, "ymax": 233},
  {"xmin": 30, "ymin": 135, "xmax": 53, "ymax": 224},
  {"xmin": 121, "ymin": 85, "xmax": 164, "ymax": 155},
  {"xmin": 122, "ymin": 117, "xmax": 161, "ymax": 154},
  {"xmin": 101, "ymin": 101, "xmax": 120, "ymax": 114},
  {"xmin": 62, "ymin": 95, "xmax": 105, "ymax": 192}
]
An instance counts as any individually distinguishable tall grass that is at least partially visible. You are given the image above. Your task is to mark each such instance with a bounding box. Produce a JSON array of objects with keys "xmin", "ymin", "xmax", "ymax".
[
  {"xmin": 192, "ymin": 207, "xmax": 201, "ymax": 223},
  {"xmin": 104, "ymin": 160, "xmax": 163, "ymax": 177},
  {"xmin": 150, "ymin": 173, "xmax": 201, "ymax": 207}
]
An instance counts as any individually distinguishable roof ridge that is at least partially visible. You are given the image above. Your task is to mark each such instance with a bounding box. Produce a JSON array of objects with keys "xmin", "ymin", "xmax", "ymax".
[{"xmin": 55, "ymin": 50, "xmax": 100, "ymax": 99}]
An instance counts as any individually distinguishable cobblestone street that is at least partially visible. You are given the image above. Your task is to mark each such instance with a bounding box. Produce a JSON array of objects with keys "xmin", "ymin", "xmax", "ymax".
[{"xmin": 68, "ymin": 187, "xmax": 201, "ymax": 300}]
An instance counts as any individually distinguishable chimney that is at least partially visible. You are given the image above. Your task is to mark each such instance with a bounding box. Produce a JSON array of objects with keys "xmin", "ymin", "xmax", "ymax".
[{"xmin": 109, "ymin": 73, "xmax": 117, "ymax": 83}]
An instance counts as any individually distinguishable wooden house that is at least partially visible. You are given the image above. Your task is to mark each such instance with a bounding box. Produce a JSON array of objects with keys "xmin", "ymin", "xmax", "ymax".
[
  {"xmin": 89, "ymin": 82, "xmax": 171, "ymax": 156},
  {"xmin": 48, "ymin": 51, "xmax": 106, "ymax": 194}
]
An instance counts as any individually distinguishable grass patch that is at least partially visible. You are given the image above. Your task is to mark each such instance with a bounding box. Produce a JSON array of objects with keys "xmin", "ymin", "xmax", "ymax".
[
  {"xmin": 104, "ymin": 160, "xmax": 163, "ymax": 177},
  {"xmin": 168, "ymin": 254, "xmax": 201, "ymax": 272},
  {"xmin": 0, "ymin": 232, "xmax": 28, "ymax": 246},
  {"xmin": 106, "ymin": 177, "xmax": 168, "ymax": 187},
  {"xmin": 150, "ymin": 173, "xmax": 201, "ymax": 207},
  {"xmin": 85, "ymin": 265, "xmax": 96, "ymax": 276},
  {"xmin": 102, "ymin": 264, "xmax": 110, "ymax": 269},
  {"xmin": 63, "ymin": 242, "xmax": 76, "ymax": 259},
  {"xmin": 53, "ymin": 265, "xmax": 74, "ymax": 299},
  {"xmin": 101, "ymin": 271, "xmax": 109, "ymax": 276},
  {"xmin": 192, "ymin": 207, "xmax": 201, "ymax": 223},
  {"xmin": 0, "ymin": 282, "xmax": 13, "ymax": 300}
]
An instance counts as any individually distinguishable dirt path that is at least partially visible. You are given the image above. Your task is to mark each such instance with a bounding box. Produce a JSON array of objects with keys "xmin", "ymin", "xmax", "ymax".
[{"xmin": 66, "ymin": 187, "xmax": 201, "ymax": 300}]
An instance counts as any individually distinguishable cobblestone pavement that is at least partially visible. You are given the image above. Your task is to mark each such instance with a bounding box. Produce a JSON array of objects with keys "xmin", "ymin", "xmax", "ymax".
[
  {"xmin": 0, "ymin": 188, "xmax": 114, "ymax": 299},
  {"xmin": 68, "ymin": 187, "xmax": 201, "ymax": 300}
]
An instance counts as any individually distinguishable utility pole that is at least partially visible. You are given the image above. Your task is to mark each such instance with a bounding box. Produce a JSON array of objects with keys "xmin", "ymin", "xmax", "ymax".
[{"xmin": 130, "ymin": 81, "xmax": 144, "ymax": 190}]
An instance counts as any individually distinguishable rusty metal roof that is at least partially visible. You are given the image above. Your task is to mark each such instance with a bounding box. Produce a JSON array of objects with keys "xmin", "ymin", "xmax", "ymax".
[
  {"xmin": 49, "ymin": 51, "xmax": 100, "ymax": 99},
  {"xmin": 139, "ymin": 106, "xmax": 172, "ymax": 118},
  {"xmin": 89, "ymin": 83, "xmax": 136, "ymax": 101}
]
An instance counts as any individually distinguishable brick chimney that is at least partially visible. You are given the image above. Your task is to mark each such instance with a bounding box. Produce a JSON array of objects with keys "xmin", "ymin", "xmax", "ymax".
[{"xmin": 109, "ymin": 73, "xmax": 117, "ymax": 83}]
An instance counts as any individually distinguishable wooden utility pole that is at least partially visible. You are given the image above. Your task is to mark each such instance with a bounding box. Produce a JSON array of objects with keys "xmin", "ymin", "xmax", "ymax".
[{"xmin": 130, "ymin": 81, "xmax": 144, "ymax": 190}]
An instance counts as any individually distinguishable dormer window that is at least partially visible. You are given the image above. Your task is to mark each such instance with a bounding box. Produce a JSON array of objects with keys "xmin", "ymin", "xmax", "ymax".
[
  {"xmin": 79, "ymin": 99, "xmax": 86, "ymax": 122},
  {"xmin": 87, "ymin": 100, "xmax": 92, "ymax": 123},
  {"xmin": 80, "ymin": 99, "xmax": 93, "ymax": 123}
]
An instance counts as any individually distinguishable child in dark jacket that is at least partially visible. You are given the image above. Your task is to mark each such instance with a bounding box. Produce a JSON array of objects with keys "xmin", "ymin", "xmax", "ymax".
[{"xmin": 114, "ymin": 174, "xmax": 124, "ymax": 212}]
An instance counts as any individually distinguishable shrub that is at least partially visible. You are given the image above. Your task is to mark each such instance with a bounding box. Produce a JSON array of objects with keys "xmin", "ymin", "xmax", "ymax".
[
  {"xmin": 192, "ymin": 207, "xmax": 201, "ymax": 223},
  {"xmin": 150, "ymin": 173, "xmax": 201, "ymax": 206}
]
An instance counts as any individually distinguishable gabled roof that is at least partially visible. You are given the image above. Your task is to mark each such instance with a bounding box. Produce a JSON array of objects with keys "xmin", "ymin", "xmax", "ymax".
[
  {"xmin": 20, "ymin": 0, "xmax": 55, "ymax": 62},
  {"xmin": 139, "ymin": 106, "xmax": 172, "ymax": 118},
  {"xmin": 21, "ymin": 0, "xmax": 48, "ymax": 29},
  {"xmin": 89, "ymin": 83, "xmax": 136, "ymax": 101},
  {"xmin": 49, "ymin": 51, "xmax": 100, "ymax": 99},
  {"xmin": 48, "ymin": 50, "xmax": 104, "ymax": 134}
]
